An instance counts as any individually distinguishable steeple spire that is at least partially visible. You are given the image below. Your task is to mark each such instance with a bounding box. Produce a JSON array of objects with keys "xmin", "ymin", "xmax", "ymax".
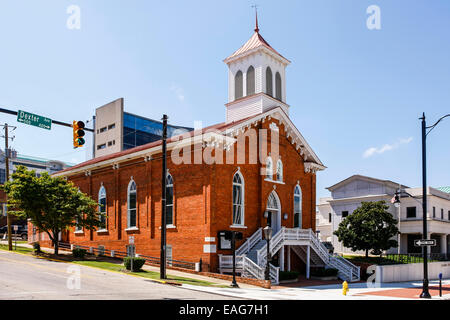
[{"xmin": 252, "ymin": 5, "xmax": 259, "ymax": 33}]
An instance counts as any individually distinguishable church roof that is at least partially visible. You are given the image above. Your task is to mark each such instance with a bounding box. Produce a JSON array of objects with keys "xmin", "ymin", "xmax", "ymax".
[
  {"xmin": 53, "ymin": 107, "xmax": 325, "ymax": 177},
  {"xmin": 224, "ymin": 31, "xmax": 290, "ymax": 64}
]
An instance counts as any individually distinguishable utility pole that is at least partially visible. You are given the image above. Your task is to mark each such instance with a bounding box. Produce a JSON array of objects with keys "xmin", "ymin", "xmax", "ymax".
[
  {"xmin": 2, "ymin": 123, "xmax": 13, "ymax": 251},
  {"xmin": 160, "ymin": 114, "xmax": 168, "ymax": 279},
  {"xmin": 420, "ymin": 114, "xmax": 431, "ymax": 299}
]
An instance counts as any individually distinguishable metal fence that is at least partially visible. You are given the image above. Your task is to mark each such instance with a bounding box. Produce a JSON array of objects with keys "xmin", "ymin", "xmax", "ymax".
[
  {"xmin": 383, "ymin": 253, "xmax": 449, "ymax": 264},
  {"xmin": 63, "ymin": 243, "xmax": 197, "ymax": 270}
]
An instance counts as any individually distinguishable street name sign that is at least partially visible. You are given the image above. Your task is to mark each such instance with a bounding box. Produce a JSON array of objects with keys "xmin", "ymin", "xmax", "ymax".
[
  {"xmin": 17, "ymin": 110, "xmax": 52, "ymax": 130},
  {"xmin": 414, "ymin": 239, "xmax": 436, "ymax": 247}
]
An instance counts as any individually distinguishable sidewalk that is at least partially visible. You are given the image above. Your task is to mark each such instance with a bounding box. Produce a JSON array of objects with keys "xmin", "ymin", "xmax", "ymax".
[
  {"xmin": 182, "ymin": 279, "xmax": 450, "ymax": 300},
  {"xmin": 0, "ymin": 240, "xmax": 259, "ymax": 289}
]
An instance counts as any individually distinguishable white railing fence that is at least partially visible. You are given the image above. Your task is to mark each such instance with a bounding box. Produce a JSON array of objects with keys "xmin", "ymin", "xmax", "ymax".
[
  {"xmin": 236, "ymin": 227, "xmax": 262, "ymax": 256},
  {"xmin": 220, "ymin": 227, "xmax": 360, "ymax": 283}
]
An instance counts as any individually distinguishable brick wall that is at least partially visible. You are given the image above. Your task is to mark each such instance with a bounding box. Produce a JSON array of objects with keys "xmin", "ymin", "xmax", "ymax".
[{"xmin": 33, "ymin": 118, "xmax": 317, "ymax": 275}]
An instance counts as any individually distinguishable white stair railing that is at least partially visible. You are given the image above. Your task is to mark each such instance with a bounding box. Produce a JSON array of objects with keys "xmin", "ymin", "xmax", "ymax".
[
  {"xmin": 256, "ymin": 228, "xmax": 285, "ymax": 266},
  {"xmin": 220, "ymin": 227, "xmax": 360, "ymax": 282},
  {"xmin": 236, "ymin": 228, "xmax": 262, "ymax": 256}
]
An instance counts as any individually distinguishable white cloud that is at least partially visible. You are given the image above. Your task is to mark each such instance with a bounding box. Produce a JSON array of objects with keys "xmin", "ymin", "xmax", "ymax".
[
  {"xmin": 170, "ymin": 83, "xmax": 185, "ymax": 102},
  {"xmin": 363, "ymin": 137, "xmax": 413, "ymax": 158}
]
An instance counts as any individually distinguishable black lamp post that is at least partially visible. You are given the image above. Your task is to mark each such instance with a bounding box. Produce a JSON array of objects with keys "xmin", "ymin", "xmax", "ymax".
[
  {"xmin": 395, "ymin": 113, "xmax": 450, "ymax": 299},
  {"xmin": 263, "ymin": 225, "xmax": 272, "ymax": 281}
]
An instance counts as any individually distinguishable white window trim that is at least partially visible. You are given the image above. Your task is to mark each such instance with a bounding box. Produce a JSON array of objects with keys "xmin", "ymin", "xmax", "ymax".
[
  {"xmin": 264, "ymin": 178, "xmax": 285, "ymax": 185},
  {"xmin": 232, "ymin": 170, "xmax": 245, "ymax": 226},
  {"xmin": 74, "ymin": 230, "xmax": 84, "ymax": 234},
  {"xmin": 230, "ymin": 224, "xmax": 248, "ymax": 229},
  {"xmin": 98, "ymin": 185, "xmax": 107, "ymax": 230},
  {"xmin": 127, "ymin": 178, "xmax": 137, "ymax": 229},
  {"xmin": 166, "ymin": 173, "xmax": 175, "ymax": 227},
  {"xmin": 266, "ymin": 157, "xmax": 273, "ymax": 180},
  {"xmin": 125, "ymin": 227, "xmax": 139, "ymax": 232},
  {"xmin": 276, "ymin": 159, "xmax": 283, "ymax": 182},
  {"xmin": 294, "ymin": 184, "xmax": 302, "ymax": 228},
  {"xmin": 96, "ymin": 229, "xmax": 108, "ymax": 234}
]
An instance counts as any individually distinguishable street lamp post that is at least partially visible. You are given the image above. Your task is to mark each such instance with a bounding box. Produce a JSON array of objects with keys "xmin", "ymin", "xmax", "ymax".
[
  {"xmin": 420, "ymin": 114, "xmax": 431, "ymax": 299},
  {"xmin": 394, "ymin": 113, "xmax": 450, "ymax": 299},
  {"xmin": 263, "ymin": 226, "xmax": 272, "ymax": 281}
]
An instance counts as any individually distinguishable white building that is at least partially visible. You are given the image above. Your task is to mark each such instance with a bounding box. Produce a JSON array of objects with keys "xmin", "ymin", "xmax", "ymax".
[{"xmin": 317, "ymin": 175, "xmax": 450, "ymax": 256}]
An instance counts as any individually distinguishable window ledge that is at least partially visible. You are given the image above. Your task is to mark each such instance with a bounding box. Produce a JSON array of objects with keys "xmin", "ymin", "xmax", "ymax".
[
  {"xmin": 97, "ymin": 229, "xmax": 108, "ymax": 234},
  {"xmin": 74, "ymin": 230, "xmax": 84, "ymax": 235},
  {"xmin": 230, "ymin": 225, "xmax": 247, "ymax": 229},
  {"xmin": 159, "ymin": 225, "xmax": 177, "ymax": 229},
  {"xmin": 125, "ymin": 227, "xmax": 139, "ymax": 232},
  {"xmin": 264, "ymin": 179, "xmax": 285, "ymax": 185}
]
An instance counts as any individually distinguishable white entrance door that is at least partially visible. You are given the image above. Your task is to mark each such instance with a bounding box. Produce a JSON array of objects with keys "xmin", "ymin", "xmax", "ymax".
[{"xmin": 266, "ymin": 191, "xmax": 281, "ymax": 234}]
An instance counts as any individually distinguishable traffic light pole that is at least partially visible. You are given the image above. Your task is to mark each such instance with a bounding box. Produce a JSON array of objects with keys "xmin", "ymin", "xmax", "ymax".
[
  {"xmin": 0, "ymin": 107, "xmax": 94, "ymax": 132},
  {"xmin": 3, "ymin": 123, "xmax": 13, "ymax": 251}
]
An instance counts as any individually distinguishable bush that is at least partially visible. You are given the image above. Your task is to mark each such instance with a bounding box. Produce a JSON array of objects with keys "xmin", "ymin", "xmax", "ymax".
[
  {"xmin": 72, "ymin": 248, "xmax": 87, "ymax": 260},
  {"xmin": 32, "ymin": 242, "xmax": 41, "ymax": 253},
  {"xmin": 310, "ymin": 267, "xmax": 338, "ymax": 277},
  {"xmin": 279, "ymin": 271, "xmax": 300, "ymax": 281},
  {"xmin": 123, "ymin": 257, "xmax": 146, "ymax": 271}
]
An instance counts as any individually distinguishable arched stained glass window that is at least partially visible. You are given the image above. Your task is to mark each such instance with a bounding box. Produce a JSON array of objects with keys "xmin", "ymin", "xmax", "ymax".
[
  {"xmin": 232, "ymin": 171, "xmax": 244, "ymax": 225},
  {"xmin": 127, "ymin": 179, "xmax": 137, "ymax": 228},
  {"xmin": 98, "ymin": 185, "xmax": 107, "ymax": 230},
  {"xmin": 294, "ymin": 185, "xmax": 302, "ymax": 228}
]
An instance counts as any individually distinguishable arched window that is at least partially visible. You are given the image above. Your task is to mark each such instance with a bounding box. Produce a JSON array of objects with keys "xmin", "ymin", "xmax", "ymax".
[
  {"xmin": 266, "ymin": 157, "xmax": 273, "ymax": 180},
  {"xmin": 98, "ymin": 185, "xmax": 107, "ymax": 230},
  {"xmin": 232, "ymin": 171, "xmax": 244, "ymax": 226},
  {"xmin": 294, "ymin": 185, "xmax": 302, "ymax": 228},
  {"xmin": 276, "ymin": 159, "xmax": 283, "ymax": 182},
  {"xmin": 235, "ymin": 70, "xmax": 243, "ymax": 100},
  {"xmin": 275, "ymin": 72, "xmax": 282, "ymax": 101},
  {"xmin": 166, "ymin": 173, "xmax": 174, "ymax": 226},
  {"xmin": 246, "ymin": 66, "xmax": 255, "ymax": 96},
  {"xmin": 127, "ymin": 179, "xmax": 137, "ymax": 228},
  {"xmin": 266, "ymin": 67, "xmax": 273, "ymax": 97}
]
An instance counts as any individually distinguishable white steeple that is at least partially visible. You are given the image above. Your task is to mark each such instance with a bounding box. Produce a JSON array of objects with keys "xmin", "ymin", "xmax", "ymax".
[{"xmin": 224, "ymin": 14, "xmax": 290, "ymax": 123}]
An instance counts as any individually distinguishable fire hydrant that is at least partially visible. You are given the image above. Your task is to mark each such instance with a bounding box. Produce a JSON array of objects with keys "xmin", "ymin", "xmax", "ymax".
[{"xmin": 342, "ymin": 281, "xmax": 349, "ymax": 296}]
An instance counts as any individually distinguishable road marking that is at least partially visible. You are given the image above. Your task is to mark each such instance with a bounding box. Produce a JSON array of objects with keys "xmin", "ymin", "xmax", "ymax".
[{"xmin": 0, "ymin": 254, "xmax": 95, "ymax": 280}]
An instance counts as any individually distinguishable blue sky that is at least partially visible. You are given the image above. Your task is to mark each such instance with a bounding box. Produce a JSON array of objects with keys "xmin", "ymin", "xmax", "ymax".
[{"xmin": 1, "ymin": 0, "xmax": 449, "ymax": 200}]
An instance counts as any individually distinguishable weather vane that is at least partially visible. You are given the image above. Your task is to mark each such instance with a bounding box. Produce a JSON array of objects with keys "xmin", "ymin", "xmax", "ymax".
[{"xmin": 251, "ymin": 4, "xmax": 259, "ymax": 32}]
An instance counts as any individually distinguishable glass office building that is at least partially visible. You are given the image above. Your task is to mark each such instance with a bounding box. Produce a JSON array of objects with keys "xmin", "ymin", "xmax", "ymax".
[{"xmin": 122, "ymin": 113, "xmax": 193, "ymax": 151}]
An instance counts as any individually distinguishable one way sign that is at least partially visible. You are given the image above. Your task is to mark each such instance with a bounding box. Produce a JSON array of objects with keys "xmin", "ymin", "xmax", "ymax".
[{"xmin": 414, "ymin": 239, "xmax": 436, "ymax": 247}]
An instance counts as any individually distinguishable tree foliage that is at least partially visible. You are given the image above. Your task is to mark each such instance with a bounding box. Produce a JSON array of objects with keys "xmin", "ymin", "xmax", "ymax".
[
  {"xmin": 1, "ymin": 166, "xmax": 102, "ymax": 254},
  {"xmin": 333, "ymin": 201, "xmax": 399, "ymax": 257}
]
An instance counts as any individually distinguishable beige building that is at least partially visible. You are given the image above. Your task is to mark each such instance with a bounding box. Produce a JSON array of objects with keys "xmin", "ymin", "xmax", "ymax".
[
  {"xmin": 317, "ymin": 175, "xmax": 450, "ymax": 256},
  {"xmin": 93, "ymin": 98, "xmax": 193, "ymax": 158}
]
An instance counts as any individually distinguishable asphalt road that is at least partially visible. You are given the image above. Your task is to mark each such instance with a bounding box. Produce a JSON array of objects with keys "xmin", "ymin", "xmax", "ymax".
[{"xmin": 0, "ymin": 250, "xmax": 240, "ymax": 300}]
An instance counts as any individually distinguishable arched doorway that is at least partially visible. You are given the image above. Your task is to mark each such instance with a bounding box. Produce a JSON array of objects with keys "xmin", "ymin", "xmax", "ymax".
[{"xmin": 266, "ymin": 191, "xmax": 281, "ymax": 234}]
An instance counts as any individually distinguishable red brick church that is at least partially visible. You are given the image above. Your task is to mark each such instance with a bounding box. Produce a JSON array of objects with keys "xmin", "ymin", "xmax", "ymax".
[{"xmin": 31, "ymin": 19, "xmax": 360, "ymax": 283}]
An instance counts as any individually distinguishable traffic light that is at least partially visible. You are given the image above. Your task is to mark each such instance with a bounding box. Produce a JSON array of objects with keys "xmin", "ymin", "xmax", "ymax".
[{"xmin": 73, "ymin": 120, "xmax": 85, "ymax": 148}]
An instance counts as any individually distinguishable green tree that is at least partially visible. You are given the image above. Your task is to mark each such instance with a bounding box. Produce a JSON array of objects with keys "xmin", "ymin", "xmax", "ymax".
[
  {"xmin": 2, "ymin": 166, "xmax": 102, "ymax": 255},
  {"xmin": 333, "ymin": 201, "xmax": 399, "ymax": 258}
]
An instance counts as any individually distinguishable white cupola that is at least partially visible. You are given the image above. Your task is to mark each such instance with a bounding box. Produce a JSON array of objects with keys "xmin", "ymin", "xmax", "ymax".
[{"xmin": 223, "ymin": 14, "xmax": 290, "ymax": 123}]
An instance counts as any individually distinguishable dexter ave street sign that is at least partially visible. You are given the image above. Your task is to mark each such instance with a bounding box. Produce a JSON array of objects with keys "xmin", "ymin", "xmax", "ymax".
[
  {"xmin": 414, "ymin": 239, "xmax": 436, "ymax": 247},
  {"xmin": 17, "ymin": 110, "xmax": 52, "ymax": 130}
]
